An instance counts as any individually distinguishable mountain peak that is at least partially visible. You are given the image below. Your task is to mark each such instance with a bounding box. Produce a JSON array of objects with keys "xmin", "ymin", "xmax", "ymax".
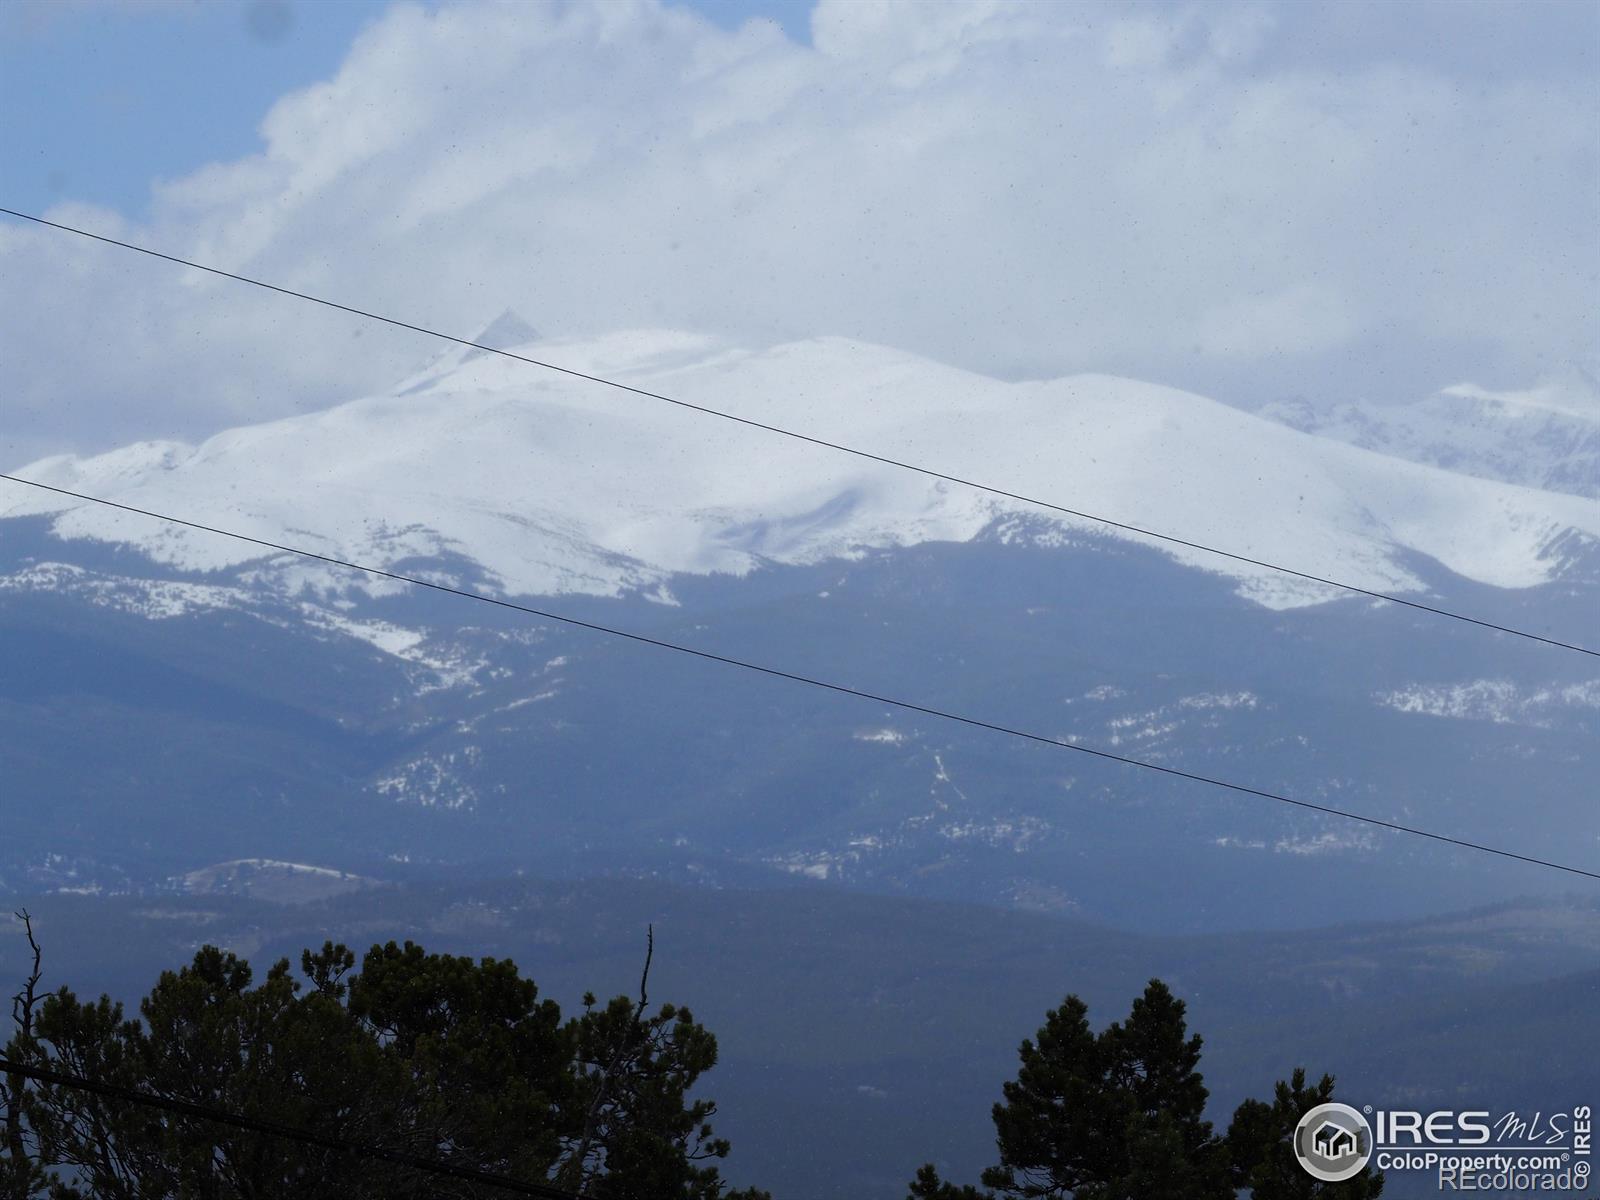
[{"xmin": 461, "ymin": 310, "xmax": 540, "ymax": 361}]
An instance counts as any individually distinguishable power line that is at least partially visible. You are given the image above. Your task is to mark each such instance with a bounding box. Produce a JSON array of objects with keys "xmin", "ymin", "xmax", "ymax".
[
  {"xmin": 0, "ymin": 1056, "xmax": 585, "ymax": 1199},
  {"xmin": 1, "ymin": 205, "xmax": 1592, "ymax": 661},
  {"xmin": 2, "ymin": 472, "xmax": 1595, "ymax": 884}
]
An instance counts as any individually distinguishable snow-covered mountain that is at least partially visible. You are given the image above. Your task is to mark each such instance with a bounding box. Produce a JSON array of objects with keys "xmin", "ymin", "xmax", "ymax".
[
  {"xmin": 3, "ymin": 330, "xmax": 1597, "ymax": 932},
  {"xmin": 1261, "ymin": 371, "xmax": 1600, "ymax": 500},
  {"xmin": 8, "ymin": 329, "xmax": 1600, "ymax": 611}
]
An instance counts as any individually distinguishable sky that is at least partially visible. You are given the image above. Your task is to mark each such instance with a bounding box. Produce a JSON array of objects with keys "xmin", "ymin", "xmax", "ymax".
[{"xmin": 1, "ymin": 0, "xmax": 1596, "ymax": 463}]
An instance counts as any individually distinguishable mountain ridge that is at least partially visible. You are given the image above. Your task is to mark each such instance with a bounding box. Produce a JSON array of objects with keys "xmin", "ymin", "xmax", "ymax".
[
  {"xmin": 7, "ymin": 333, "xmax": 1599, "ymax": 613},
  {"xmin": 1261, "ymin": 372, "xmax": 1600, "ymax": 500}
]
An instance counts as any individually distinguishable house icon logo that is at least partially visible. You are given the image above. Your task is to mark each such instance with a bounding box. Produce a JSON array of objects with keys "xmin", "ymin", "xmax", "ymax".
[
  {"xmin": 1314, "ymin": 1122, "xmax": 1358, "ymax": 1159},
  {"xmin": 1294, "ymin": 1102, "xmax": 1373, "ymax": 1182}
]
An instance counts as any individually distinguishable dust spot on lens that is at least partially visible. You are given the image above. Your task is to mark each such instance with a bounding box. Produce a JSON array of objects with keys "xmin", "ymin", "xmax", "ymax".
[{"xmin": 245, "ymin": 0, "xmax": 293, "ymax": 44}]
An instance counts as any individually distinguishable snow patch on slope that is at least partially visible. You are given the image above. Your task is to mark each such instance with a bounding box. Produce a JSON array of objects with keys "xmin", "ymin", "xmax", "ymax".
[
  {"xmin": 1377, "ymin": 679, "xmax": 1600, "ymax": 727},
  {"xmin": 0, "ymin": 562, "xmax": 247, "ymax": 619},
  {"xmin": 0, "ymin": 561, "xmax": 490, "ymax": 690}
]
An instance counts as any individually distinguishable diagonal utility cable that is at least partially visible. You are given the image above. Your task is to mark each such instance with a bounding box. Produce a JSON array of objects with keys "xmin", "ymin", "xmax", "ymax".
[
  {"xmin": 0, "ymin": 1057, "xmax": 584, "ymax": 1198},
  {"xmin": 1, "ymin": 206, "xmax": 1593, "ymax": 659},
  {"xmin": 2, "ymin": 472, "xmax": 1595, "ymax": 883}
]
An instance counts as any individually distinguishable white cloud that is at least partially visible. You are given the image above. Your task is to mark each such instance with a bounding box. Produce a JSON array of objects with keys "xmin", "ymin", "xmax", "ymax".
[{"xmin": 3, "ymin": 0, "xmax": 1595, "ymax": 461}]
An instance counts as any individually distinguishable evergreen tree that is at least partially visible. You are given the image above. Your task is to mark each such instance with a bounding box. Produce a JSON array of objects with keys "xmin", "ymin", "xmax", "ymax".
[
  {"xmin": 339, "ymin": 939, "xmax": 574, "ymax": 1192},
  {"xmin": 560, "ymin": 990, "xmax": 747, "ymax": 1198},
  {"xmin": 4, "ymin": 935, "xmax": 765, "ymax": 1198},
  {"xmin": 978, "ymin": 979, "xmax": 1230, "ymax": 1200},
  {"xmin": 905, "ymin": 1163, "xmax": 992, "ymax": 1199},
  {"xmin": 1226, "ymin": 1068, "xmax": 1384, "ymax": 1199},
  {"xmin": 908, "ymin": 981, "xmax": 1375, "ymax": 1200}
]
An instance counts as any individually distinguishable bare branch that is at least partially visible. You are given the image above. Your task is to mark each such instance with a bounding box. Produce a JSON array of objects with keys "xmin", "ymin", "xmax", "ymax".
[
  {"xmin": 4, "ymin": 910, "xmax": 46, "ymax": 1197},
  {"xmin": 635, "ymin": 925, "xmax": 653, "ymax": 1019},
  {"xmin": 8, "ymin": 911, "xmax": 43, "ymax": 1039}
]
